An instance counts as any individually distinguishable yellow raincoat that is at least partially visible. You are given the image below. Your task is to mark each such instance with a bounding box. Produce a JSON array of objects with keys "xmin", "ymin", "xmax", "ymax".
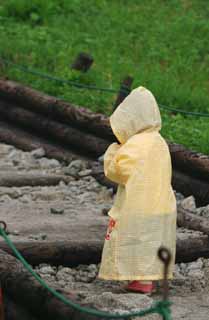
[{"xmin": 99, "ymin": 86, "xmax": 176, "ymax": 281}]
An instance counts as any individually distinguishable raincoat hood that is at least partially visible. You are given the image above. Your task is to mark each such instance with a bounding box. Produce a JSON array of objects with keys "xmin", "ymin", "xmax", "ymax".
[{"xmin": 110, "ymin": 86, "xmax": 162, "ymax": 143}]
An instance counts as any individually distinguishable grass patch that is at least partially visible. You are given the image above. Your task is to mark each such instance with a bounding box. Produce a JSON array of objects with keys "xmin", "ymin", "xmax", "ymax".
[{"xmin": 0, "ymin": 0, "xmax": 208, "ymax": 153}]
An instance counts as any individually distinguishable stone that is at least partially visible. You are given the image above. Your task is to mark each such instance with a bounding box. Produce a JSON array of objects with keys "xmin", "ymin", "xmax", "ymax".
[
  {"xmin": 64, "ymin": 160, "xmax": 85, "ymax": 177},
  {"xmin": 0, "ymin": 194, "xmax": 12, "ymax": 202},
  {"xmin": 19, "ymin": 194, "xmax": 31, "ymax": 203},
  {"xmin": 31, "ymin": 148, "xmax": 46, "ymax": 159},
  {"xmin": 38, "ymin": 158, "xmax": 60, "ymax": 169},
  {"xmin": 83, "ymin": 292, "xmax": 153, "ymax": 314},
  {"xmin": 39, "ymin": 266, "xmax": 55, "ymax": 275},
  {"xmin": 78, "ymin": 169, "xmax": 92, "ymax": 177},
  {"xmin": 40, "ymin": 234, "xmax": 47, "ymax": 240},
  {"xmin": 196, "ymin": 205, "xmax": 209, "ymax": 218},
  {"xmin": 180, "ymin": 196, "xmax": 196, "ymax": 211},
  {"xmin": 186, "ymin": 259, "xmax": 203, "ymax": 272},
  {"xmin": 50, "ymin": 207, "xmax": 65, "ymax": 215},
  {"xmin": 98, "ymin": 155, "xmax": 104, "ymax": 164},
  {"xmin": 10, "ymin": 230, "xmax": 20, "ymax": 236}
]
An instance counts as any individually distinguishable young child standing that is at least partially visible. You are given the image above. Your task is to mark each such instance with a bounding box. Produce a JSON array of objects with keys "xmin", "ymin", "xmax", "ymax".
[{"xmin": 98, "ymin": 86, "xmax": 177, "ymax": 294}]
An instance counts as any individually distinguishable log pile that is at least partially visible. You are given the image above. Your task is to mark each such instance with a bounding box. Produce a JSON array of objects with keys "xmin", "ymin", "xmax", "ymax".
[
  {"xmin": 0, "ymin": 79, "xmax": 209, "ymax": 318},
  {"xmin": 0, "ymin": 79, "xmax": 208, "ymax": 205}
]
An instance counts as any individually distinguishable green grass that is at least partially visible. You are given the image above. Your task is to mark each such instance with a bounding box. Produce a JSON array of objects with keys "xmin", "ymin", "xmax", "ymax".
[{"xmin": 0, "ymin": 0, "xmax": 208, "ymax": 153}]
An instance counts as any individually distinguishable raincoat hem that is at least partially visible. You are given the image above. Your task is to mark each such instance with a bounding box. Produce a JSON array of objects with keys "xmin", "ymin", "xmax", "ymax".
[{"xmin": 98, "ymin": 273, "xmax": 173, "ymax": 281}]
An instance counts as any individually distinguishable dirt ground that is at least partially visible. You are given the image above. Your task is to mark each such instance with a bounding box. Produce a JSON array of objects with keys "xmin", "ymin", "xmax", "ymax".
[{"xmin": 0, "ymin": 143, "xmax": 209, "ymax": 319}]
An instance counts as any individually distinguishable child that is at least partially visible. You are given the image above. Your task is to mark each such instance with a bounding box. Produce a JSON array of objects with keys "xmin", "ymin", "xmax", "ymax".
[{"xmin": 98, "ymin": 86, "xmax": 177, "ymax": 294}]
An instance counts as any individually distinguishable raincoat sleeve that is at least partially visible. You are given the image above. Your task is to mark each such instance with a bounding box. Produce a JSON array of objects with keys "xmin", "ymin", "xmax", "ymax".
[{"xmin": 104, "ymin": 141, "xmax": 137, "ymax": 185}]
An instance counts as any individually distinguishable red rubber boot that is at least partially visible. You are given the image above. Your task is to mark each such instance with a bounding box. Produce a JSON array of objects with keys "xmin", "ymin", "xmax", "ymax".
[{"xmin": 126, "ymin": 281, "xmax": 156, "ymax": 294}]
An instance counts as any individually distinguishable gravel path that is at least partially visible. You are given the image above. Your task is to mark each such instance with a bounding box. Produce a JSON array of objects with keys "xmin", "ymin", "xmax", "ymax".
[{"xmin": 0, "ymin": 143, "xmax": 209, "ymax": 319}]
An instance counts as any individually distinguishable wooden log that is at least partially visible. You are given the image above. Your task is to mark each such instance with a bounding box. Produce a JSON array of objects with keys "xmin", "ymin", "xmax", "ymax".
[
  {"xmin": 0, "ymin": 100, "xmax": 109, "ymax": 157},
  {"xmin": 168, "ymin": 142, "xmax": 209, "ymax": 181},
  {"xmin": 71, "ymin": 52, "xmax": 94, "ymax": 72},
  {"xmin": 176, "ymin": 235, "xmax": 209, "ymax": 263},
  {"xmin": 0, "ymin": 80, "xmax": 209, "ymax": 180},
  {"xmin": 113, "ymin": 76, "xmax": 134, "ymax": 110},
  {"xmin": 172, "ymin": 170, "xmax": 209, "ymax": 206},
  {"xmin": 177, "ymin": 206, "xmax": 209, "ymax": 235},
  {"xmin": 0, "ymin": 240, "xmax": 103, "ymax": 267},
  {"xmin": 0, "ymin": 173, "xmax": 73, "ymax": 187},
  {"xmin": 91, "ymin": 163, "xmax": 209, "ymax": 206},
  {"xmin": 0, "ymin": 249, "xmax": 112, "ymax": 320},
  {"xmin": 0, "ymin": 234, "xmax": 209, "ymax": 267},
  {"xmin": 0, "ymin": 287, "xmax": 4, "ymax": 320},
  {"xmin": 4, "ymin": 295, "xmax": 38, "ymax": 320},
  {"xmin": 0, "ymin": 80, "xmax": 112, "ymax": 140},
  {"xmin": 0, "ymin": 121, "xmax": 83, "ymax": 163}
]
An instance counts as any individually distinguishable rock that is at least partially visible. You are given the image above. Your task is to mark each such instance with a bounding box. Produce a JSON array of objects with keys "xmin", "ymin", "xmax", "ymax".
[
  {"xmin": 83, "ymin": 292, "xmax": 153, "ymax": 315},
  {"xmin": 10, "ymin": 230, "xmax": 20, "ymax": 236},
  {"xmin": 98, "ymin": 155, "xmax": 104, "ymax": 164},
  {"xmin": 38, "ymin": 158, "xmax": 60, "ymax": 169},
  {"xmin": 196, "ymin": 205, "xmax": 209, "ymax": 218},
  {"xmin": 19, "ymin": 194, "xmax": 31, "ymax": 203},
  {"xmin": 39, "ymin": 266, "xmax": 55, "ymax": 275},
  {"xmin": 31, "ymin": 148, "xmax": 46, "ymax": 159},
  {"xmin": 0, "ymin": 194, "xmax": 12, "ymax": 202},
  {"xmin": 174, "ymin": 191, "xmax": 185, "ymax": 202},
  {"xmin": 40, "ymin": 234, "xmax": 47, "ymax": 240},
  {"xmin": 50, "ymin": 207, "xmax": 65, "ymax": 215},
  {"xmin": 187, "ymin": 259, "xmax": 203, "ymax": 272},
  {"xmin": 56, "ymin": 268, "xmax": 74, "ymax": 282},
  {"xmin": 180, "ymin": 196, "xmax": 196, "ymax": 211},
  {"xmin": 64, "ymin": 160, "xmax": 85, "ymax": 177},
  {"xmin": 78, "ymin": 169, "xmax": 92, "ymax": 177}
]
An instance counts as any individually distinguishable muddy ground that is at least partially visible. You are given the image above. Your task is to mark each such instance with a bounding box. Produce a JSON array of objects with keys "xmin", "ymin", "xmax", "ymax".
[{"xmin": 0, "ymin": 143, "xmax": 209, "ymax": 319}]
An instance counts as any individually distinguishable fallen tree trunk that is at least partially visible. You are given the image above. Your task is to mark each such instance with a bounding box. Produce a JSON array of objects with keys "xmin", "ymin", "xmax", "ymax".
[
  {"xmin": 4, "ymin": 295, "xmax": 38, "ymax": 320},
  {"xmin": 0, "ymin": 80, "xmax": 209, "ymax": 182},
  {"xmin": 177, "ymin": 206, "xmax": 209, "ymax": 235},
  {"xmin": 0, "ymin": 249, "xmax": 111, "ymax": 320},
  {"xmin": 0, "ymin": 80, "xmax": 112, "ymax": 140},
  {"xmin": 172, "ymin": 170, "xmax": 209, "ymax": 206},
  {"xmin": 168, "ymin": 142, "xmax": 209, "ymax": 181},
  {"xmin": 0, "ymin": 235, "xmax": 209, "ymax": 266},
  {"xmin": 0, "ymin": 121, "xmax": 83, "ymax": 163},
  {"xmin": 91, "ymin": 163, "xmax": 209, "ymax": 206},
  {"xmin": 0, "ymin": 173, "xmax": 73, "ymax": 187},
  {"xmin": 0, "ymin": 100, "xmax": 109, "ymax": 157},
  {"xmin": 0, "ymin": 240, "xmax": 103, "ymax": 267}
]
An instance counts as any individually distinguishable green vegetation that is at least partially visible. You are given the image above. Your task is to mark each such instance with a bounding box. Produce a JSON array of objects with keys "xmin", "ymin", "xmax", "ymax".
[{"xmin": 0, "ymin": 0, "xmax": 208, "ymax": 153}]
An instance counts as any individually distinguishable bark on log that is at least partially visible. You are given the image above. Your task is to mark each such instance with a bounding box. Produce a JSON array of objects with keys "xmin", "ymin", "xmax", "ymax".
[
  {"xmin": 0, "ymin": 173, "xmax": 73, "ymax": 187},
  {"xmin": 168, "ymin": 142, "xmax": 209, "ymax": 181},
  {"xmin": 0, "ymin": 80, "xmax": 112, "ymax": 140},
  {"xmin": 172, "ymin": 170, "xmax": 209, "ymax": 206},
  {"xmin": 0, "ymin": 100, "xmax": 109, "ymax": 157},
  {"xmin": 0, "ymin": 249, "xmax": 113, "ymax": 320},
  {"xmin": 0, "ymin": 241, "xmax": 103, "ymax": 267},
  {"xmin": 91, "ymin": 163, "xmax": 209, "ymax": 206},
  {"xmin": 177, "ymin": 206, "xmax": 209, "ymax": 235},
  {"xmin": 4, "ymin": 295, "xmax": 38, "ymax": 320},
  {"xmin": 0, "ymin": 121, "xmax": 83, "ymax": 163},
  {"xmin": 0, "ymin": 80, "xmax": 209, "ymax": 180},
  {"xmin": 0, "ymin": 235, "xmax": 209, "ymax": 266}
]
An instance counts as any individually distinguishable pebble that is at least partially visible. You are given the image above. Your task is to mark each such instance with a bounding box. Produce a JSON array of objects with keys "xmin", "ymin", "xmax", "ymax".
[
  {"xmin": 64, "ymin": 160, "xmax": 85, "ymax": 177},
  {"xmin": 31, "ymin": 148, "xmax": 46, "ymax": 159},
  {"xmin": 50, "ymin": 207, "xmax": 65, "ymax": 215},
  {"xmin": 39, "ymin": 266, "xmax": 55, "ymax": 275},
  {"xmin": 180, "ymin": 196, "xmax": 196, "ymax": 211}
]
